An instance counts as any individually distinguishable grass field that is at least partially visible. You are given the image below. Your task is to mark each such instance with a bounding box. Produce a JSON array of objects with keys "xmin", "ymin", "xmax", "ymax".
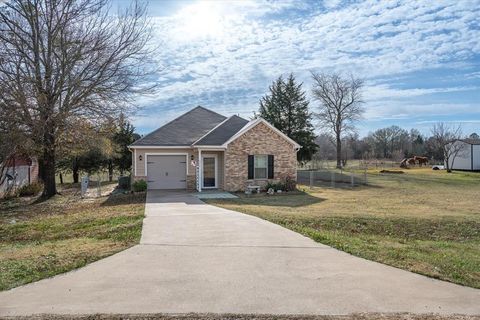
[
  {"xmin": 206, "ymin": 168, "xmax": 480, "ymax": 288},
  {"xmin": 0, "ymin": 184, "xmax": 145, "ymax": 291}
]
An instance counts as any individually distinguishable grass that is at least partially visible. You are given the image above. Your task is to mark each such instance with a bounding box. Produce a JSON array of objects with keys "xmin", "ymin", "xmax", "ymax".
[
  {"xmin": 206, "ymin": 168, "xmax": 480, "ymax": 288},
  {"xmin": 0, "ymin": 184, "xmax": 145, "ymax": 291}
]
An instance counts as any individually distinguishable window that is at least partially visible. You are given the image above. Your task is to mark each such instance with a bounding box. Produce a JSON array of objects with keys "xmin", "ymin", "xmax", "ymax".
[
  {"xmin": 254, "ymin": 155, "xmax": 268, "ymax": 179},
  {"xmin": 248, "ymin": 154, "xmax": 274, "ymax": 180}
]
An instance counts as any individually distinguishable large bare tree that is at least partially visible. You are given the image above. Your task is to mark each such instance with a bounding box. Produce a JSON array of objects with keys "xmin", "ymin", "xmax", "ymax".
[
  {"xmin": 0, "ymin": 0, "xmax": 156, "ymax": 197},
  {"xmin": 311, "ymin": 72, "xmax": 364, "ymax": 168},
  {"xmin": 431, "ymin": 123, "xmax": 466, "ymax": 172}
]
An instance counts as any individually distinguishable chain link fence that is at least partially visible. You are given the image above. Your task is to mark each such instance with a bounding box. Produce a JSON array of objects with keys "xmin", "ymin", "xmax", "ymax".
[
  {"xmin": 297, "ymin": 158, "xmax": 445, "ymax": 189},
  {"xmin": 298, "ymin": 169, "xmax": 368, "ymax": 188}
]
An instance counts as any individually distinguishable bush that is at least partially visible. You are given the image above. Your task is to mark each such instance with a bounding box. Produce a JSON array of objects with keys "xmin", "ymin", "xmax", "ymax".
[
  {"xmin": 17, "ymin": 182, "xmax": 43, "ymax": 197},
  {"xmin": 265, "ymin": 176, "xmax": 296, "ymax": 192},
  {"xmin": 283, "ymin": 175, "xmax": 296, "ymax": 191},
  {"xmin": 132, "ymin": 179, "xmax": 147, "ymax": 192},
  {"xmin": 118, "ymin": 176, "xmax": 131, "ymax": 189},
  {"xmin": 264, "ymin": 181, "xmax": 285, "ymax": 192}
]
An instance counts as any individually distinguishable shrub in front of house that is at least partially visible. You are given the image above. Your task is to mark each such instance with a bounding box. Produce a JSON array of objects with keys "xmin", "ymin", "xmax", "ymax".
[
  {"xmin": 264, "ymin": 175, "xmax": 297, "ymax": 192},
  {"xmin": 265, "ymin": 181, "xmax": 285, "ymax": 192},
  {"xmin": 132, "ymin": 179, "xmax": 147, "ymax": 192},
  {"xmin": 17, "ymin": 182, "xmax": 43, "ymax": 197},
  {"xmin": 283, "ymin": 175, "xmax": 297, "ymax": 191}
]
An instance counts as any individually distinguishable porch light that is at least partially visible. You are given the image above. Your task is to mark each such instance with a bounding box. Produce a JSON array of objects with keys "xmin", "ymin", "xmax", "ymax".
[
  {"xmin": 191, "ymin": 155, "xmax": 195, "ymax": 161},
  {"xmin": 139, "ymin": 155, "xmax": 143, "ymax": 161}
]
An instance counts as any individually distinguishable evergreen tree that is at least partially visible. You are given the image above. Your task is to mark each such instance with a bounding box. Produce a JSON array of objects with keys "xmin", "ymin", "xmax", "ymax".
[
  {"xmin": 256, "ymin": 74, "xmax": 318, "ymax": 163},
  {"xmin": 113, "ymin": 115, "xmax": 140, "ymax": 175}
]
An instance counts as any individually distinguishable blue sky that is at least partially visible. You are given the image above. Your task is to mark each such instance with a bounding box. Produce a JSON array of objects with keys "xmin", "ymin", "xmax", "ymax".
[{"xmin": 115, "ymin": 0, "xmax": 480, "ymax": 137}]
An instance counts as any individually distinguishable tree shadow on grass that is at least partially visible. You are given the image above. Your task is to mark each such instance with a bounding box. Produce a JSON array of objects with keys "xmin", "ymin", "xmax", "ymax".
[
  {"xmin": 211, "ymin": 191, "xmax": 325, "ymax": 208},
  {"xmin": 100, "ymin": 191, "xmax": 146, "ymax": 207}
]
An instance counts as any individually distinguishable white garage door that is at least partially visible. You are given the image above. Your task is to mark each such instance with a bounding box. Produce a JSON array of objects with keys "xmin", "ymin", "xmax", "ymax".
[{"xmin": 146, "ymin": 155, "xmax": 187, "ymax": 190}]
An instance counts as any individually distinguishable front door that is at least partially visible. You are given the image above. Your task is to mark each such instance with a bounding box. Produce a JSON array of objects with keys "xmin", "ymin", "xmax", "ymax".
[{"xmin": 202, "ymin": 155, "xmax": 217, "ymax": 188}]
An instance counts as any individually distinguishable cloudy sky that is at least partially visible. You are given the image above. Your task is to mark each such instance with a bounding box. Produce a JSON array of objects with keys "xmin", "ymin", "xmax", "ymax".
[{"xmin": 114, "ymin": 0, "xmax": 480, "ymax": 137}]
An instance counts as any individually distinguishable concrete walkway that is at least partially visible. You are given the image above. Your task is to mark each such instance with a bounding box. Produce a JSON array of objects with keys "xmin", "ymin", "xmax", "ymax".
[{"xmin": 1, "ymin": 190, "xmax": 479, "ymax": 316}]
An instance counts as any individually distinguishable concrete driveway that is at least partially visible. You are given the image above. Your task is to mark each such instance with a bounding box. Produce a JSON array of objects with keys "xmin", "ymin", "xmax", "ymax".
[{"xmin": 1, "ymin": 190, "xmax": 479, "ymax": 316}]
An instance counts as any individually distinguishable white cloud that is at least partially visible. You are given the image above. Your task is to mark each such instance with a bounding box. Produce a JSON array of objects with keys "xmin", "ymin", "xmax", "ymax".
[
  {"xmin": 415, "ymin": 120, "xmax": 480, "ymax": 124},
  {"xmin": 135, "ymin": 0, "xmax": 480, "ymax": 134},
  {"xmin": 364, "ymin": 84, "xmax": 480, "ymax": 100},
  {"xmin": 364, "ymin": 102, "xmax": 480, "ymax": 121}
]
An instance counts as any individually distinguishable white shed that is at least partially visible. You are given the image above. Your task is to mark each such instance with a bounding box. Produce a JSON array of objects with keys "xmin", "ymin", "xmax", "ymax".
[{"xmin": 445, "ymin": 139, "xmax": 480, "ymax": 171}]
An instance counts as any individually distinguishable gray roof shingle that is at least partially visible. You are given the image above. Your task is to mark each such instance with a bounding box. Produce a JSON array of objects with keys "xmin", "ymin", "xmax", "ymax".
[
  {"xmin": 131, "ymin": 106, "xmax": 227, "ymax": 146},
  {"xmin": 194, "ymin": 115, "xmax": 249, "ymax": 146},
  {"xmin": 461, "ymin": 138, "xmax": 480, "ymax": 145}
]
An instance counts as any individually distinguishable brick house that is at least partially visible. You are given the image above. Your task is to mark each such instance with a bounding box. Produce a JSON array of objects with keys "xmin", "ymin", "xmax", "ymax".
[{"xmin": 129, "ymin": 106, "xmax": 300, "ymax": 192}]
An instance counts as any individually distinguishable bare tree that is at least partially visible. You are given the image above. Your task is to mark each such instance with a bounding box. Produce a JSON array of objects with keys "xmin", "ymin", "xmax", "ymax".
[
  {"xmin": 0, "ymin": 0, "xmax": 156, "ymax": 197},
  {"xmin": 431, "ymin": 123, "xmax": 465, "ymax": 172},
  {"xmin": 370, "ymin": 125, "xmax": 409, "ymax": 159},
  {"xmin": 311, "ymin": 72, "xmax": 364, "ymax": 168}
]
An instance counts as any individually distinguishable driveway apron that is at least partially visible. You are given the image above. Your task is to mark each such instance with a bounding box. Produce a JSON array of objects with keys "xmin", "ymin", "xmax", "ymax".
[{"xmin": 0, "ymin": 190, "xmax": 479, "ymax": 316}]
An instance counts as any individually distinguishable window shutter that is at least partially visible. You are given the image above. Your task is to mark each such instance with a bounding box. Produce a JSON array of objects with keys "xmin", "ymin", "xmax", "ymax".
[
  {"xmin": 248, "ymin": 155, "xmax": 254, "ymax": 179},
  {"xmin": 268, "ymin": 155, "xmax": 274, "ymax": 179}
]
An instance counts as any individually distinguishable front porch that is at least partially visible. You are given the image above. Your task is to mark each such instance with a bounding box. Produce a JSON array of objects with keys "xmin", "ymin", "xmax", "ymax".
[{"xmin": 195, "ymin": 148, "xmax": 225, "ymax": 192}]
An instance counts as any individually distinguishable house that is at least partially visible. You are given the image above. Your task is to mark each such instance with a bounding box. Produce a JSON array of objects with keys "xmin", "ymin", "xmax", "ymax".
[
  {"xmin": 129, "ymin": 106, "xmax": 301, "ymax": 191},
  {"xmin": 0, "ymin": 153, "xmax": 39, "ymax": 195},
  {"xmin": 445, "ymin": 139, "xmax": 480, "ymax": 171}
]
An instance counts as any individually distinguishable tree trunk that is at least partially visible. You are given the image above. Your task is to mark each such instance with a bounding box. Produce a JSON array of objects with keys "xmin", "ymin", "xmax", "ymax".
[
  {"xmin": 72, "ymin": 157, "xmax": 79, "ymax": 183},
  {"xmin": 41, "ymin": 126, "xmax": 57, "ymax": 198},
  {"xmin": 41, "ymin": 146, "xmax": 57, "ymax": 198},
  {"xmin": 444, "ymin": 150, "xmax": 451, "ymax": 173},
  {"xmin": 447, "ymin": 155, "xmax": 455, "ymax": 173},
  {"xmin": 336, "ymin": 134, "xmax": 342, "ymax": 169},
  {"xmin": 59, "ymin": 173, "xmax": 63, "ymax": 184},
  {"xmin": 108, "ymin": 159, "xmax": 113, "ymax": 182},
  {"xmin": 72, "ymin": 170, "xmax": 79, "ymax": 183}
]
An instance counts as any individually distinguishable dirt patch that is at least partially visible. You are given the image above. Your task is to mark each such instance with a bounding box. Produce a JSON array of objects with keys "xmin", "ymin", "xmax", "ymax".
[{"xmin": 380, "ymin": 170, "xmax": 404, "ymax": 174}]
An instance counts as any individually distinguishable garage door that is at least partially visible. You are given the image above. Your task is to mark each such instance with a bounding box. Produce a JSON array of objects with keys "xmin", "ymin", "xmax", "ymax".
[{"xmin": 146, "ymin": 155, "xmax": 187, "ymax": 190}]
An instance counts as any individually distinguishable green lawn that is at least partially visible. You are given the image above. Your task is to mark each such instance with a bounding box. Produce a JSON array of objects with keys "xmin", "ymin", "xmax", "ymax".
[
  {"xmin": 0, "ymin": 184, "xmax": 145, "ymax": 291},
  {"xmin": 206, "ymin": 168, "xmax": 480, "ymax": 288}
]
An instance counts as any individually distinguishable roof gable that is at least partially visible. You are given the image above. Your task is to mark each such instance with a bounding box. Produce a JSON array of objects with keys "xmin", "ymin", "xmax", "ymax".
[
  {"xmin": 460, "ymin": 138, "xmax": 480, "ymax": 145},
  {"xmin": 194, "ymin": 115, "xmax": 249, "ymax": 146},
  {"xmin": 131, "ymin": 106, "xmax": 226, "ymax": 146},
  {"xmin": 222, "ymin": 118, "xmax": 301, "ymax": 149}
]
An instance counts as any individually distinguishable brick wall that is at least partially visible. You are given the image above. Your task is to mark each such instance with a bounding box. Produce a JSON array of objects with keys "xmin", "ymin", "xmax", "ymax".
[{"xmin": 224, "ymin": 122, "xmax": 298, "ymax": 191}]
